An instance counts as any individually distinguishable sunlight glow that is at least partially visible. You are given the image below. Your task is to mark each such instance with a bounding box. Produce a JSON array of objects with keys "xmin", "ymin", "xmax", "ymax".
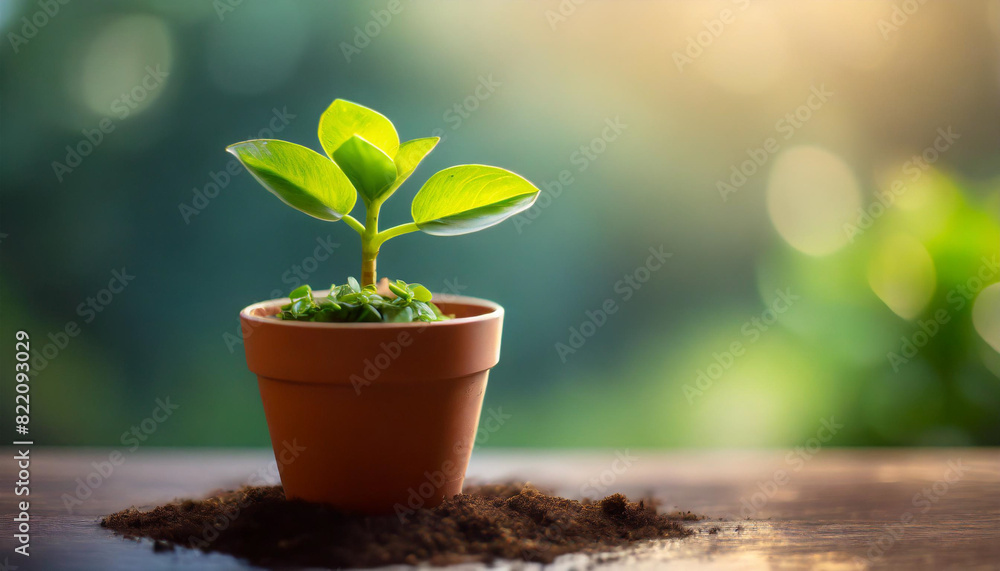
[{"xmin": 694, "ymin": 8, "xmax": 792, "ymax": 94}]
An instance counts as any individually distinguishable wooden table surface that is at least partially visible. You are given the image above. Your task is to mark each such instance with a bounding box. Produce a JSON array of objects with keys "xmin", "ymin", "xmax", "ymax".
[{"xmin": 1, "ymin": 448, "xmax": 998, "ymax": 570}]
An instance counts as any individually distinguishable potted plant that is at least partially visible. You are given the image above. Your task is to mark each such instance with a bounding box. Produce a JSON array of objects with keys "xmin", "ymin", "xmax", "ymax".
[{"xmin": 228, "ymin": 99, "xmax": 539, "ymax": 515}]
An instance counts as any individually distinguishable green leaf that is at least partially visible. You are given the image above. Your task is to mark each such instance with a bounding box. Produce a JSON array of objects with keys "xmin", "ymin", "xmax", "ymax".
[
  {"xmin": 358, "ymin": 303, "xmax": 382, "ymax": 322},
  {"xmin": 387, "ymin": 281, "xmax": 410, "ymax": 300},
  {"xmin": 312, "ymin": 309, "xmax": 336, "ymax": 322},
  {"xmin": 290, "ymin": 299, "xmax": 313, "ymax": 316},
  {"xmin": 318, "ymin": 299, "xmax": 342, "ymax": 311},
  {"xmin": 394, "ymin": 138, "xmax": 438, "ymax": 178},
  {"xmin": 410, "ymin": 284, "xmax": 432, "ymax": 302},
  {"xmin": 330, "ymin": 284, "xmax": 350, "ymax": 299},
  {"xmin": 278, "ymin": 278, "xmax": 448, "ymax": 323},
  {"xmin": 384, "ymin": 305, "xmax": 415, "ymax": 323},
  {"xmin": 318, "ymin": 99, "xmax": 399, "ymax": 160},
  {"xmin": 411, "ymin": 165, "xmax": 540, "ymax": 236},
  {"xmin": 381, "ymin": 137, "xmax": 439, "ymax": 200},
  {"xmin": 332, "ymin": 135, "xmax": 398, "ymax": 204},
  {"xmin": 289, "ymin": 284, "xmax": 312, "ymax": 300},
  {"xmin": 226, "ymin": 140, "xmax": 356, "ymax": 221}
]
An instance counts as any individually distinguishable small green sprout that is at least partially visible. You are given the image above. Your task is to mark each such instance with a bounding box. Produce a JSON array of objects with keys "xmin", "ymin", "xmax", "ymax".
[{"xmin": 226, "ymin": 99, "xmax": 540, "ymax": 302}]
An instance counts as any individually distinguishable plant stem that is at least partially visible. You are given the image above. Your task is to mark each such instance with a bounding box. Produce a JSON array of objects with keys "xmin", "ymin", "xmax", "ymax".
[
  {"xmin": 360, "ymin": 200, "xmax": 382, "ymax": 286},
  {"xmin": 361, "ymin": 245, "xmax": 377, "ymax": 286},
  {"xmin": 374, "ymin": 222, "xmax": 419, "ymax": 246},
  {"xmin": 356, "ymin": 207, "xmax": 420, "ymax": 287},
  {"xmin": 341, "ymin": 214, "xmax": 365, "ymax": 235}
]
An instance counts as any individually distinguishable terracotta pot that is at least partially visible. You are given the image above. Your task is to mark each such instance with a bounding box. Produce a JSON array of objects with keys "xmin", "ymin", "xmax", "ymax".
[{"xmin": 239, "ymin": 293, "xmax": 503, "ymax": 515}]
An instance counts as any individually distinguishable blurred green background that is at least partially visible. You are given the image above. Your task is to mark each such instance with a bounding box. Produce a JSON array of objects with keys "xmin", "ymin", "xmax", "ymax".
[{"xmin": 1, "ymin": 0, "xmax": 998, "ymax": 448}]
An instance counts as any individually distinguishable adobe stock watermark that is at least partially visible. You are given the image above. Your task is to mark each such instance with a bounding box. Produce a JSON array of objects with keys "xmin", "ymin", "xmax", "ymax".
[
  {"xmin": 349, "ymin": 329, "xmax": 419, "ymax": 394},
  {"xmin": 52, "ymin": 64, "xmax": 170, "ymax": 182},
  {"xmin": 673, "ymin": 0, "xmax": 752, "ymax": 72},
  {"xmin": 213, "ymin": 0, "xmax": 245, "ymax": 21},
  {"xmin": 843, "ymin": 127, "xmax": 960, "ymax": 243},
  {"xmin": 683, "ymin": 288, "xmax": 799, "ymax": 404},
  {"xmin": 717, "ymin": 84, "xmax": 833, "ymax": 202},
  {"xmin": 180, "ymin": 106, "xmax": 296, "ymax": 224},
  {"xmin": 887, "ymin": 255, "xmax": 998, "ymax": 372},
  {"xmin": 29, "ymin": 268, "xmax": 135, "ymax": 377},
  {"xmin": 7, "ymin": 0, "xmax": 72, "ymax": 54},
  {"xmin": 339, "ymin": 0, "xmax": 411, "ymax": 62},
  {"xmin": 544, "ymin": 0, "xmax": 587, "ymax": 30},
  {"xmin": 736, "ymin": 417, "xmax": 842, "ymax": 518},
  {"xmin": 579, "ymin": 450, "xmax": 638, "ymax": 497},
  {"xmin": 61, "ymin": 397, "xmax": 179, "ymax": 513},
  {"xmin": 512, "ymin": 117, "xmax": 628, "ymax": 233},
  {"xmin": 856, "ymin": 459, "xmax": 967, "ymax": 565},
  {"xmin": 227, "ymin": 275, "xmax": 467, "ymax": 357},
  {"xmin": 270, "ymin": 236, "xmax": 340, "ymax": 294},
  {"xmin": 877, "ymin": 0, "xmax": 930, "ymax": 40},
  {"xmin": 187, "ymin": 439, "xmax": 306, "ymax": 549},
  {"xmin": 555, "ymin": 245, "xmax": 671, "ymax": 363},
  {"xmin": 425, "ymin": 74, "xmax": 502, "ymax": 144},
  {"xmin": 473, "ymin": 407, "xmax": 512, "ymax": 446},
  {"xmin": 521, "ymin": 450, "xmax": 638, "ymax": 561},
  {"xmin": 348, "ymin": 277, "xmax": 470, "ymax": 393},
  {"xmin": 222, "ymin": 236, "xmax": 340, "ymax": 354},
  {"xmin": 393, "ymin": 405, "xmax": 511, "ymax": 522}
]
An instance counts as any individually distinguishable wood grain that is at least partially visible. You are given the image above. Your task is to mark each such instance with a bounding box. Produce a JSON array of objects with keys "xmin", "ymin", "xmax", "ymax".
[{"xmin": 1, "ymin": 448, "xmax": 997, "ymax": 569}]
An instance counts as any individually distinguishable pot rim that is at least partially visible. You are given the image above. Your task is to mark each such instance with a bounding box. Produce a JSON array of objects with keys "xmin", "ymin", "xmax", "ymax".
[{"xmin": 240, "ymin": 292, "xmax": 504, "ymax": 329}]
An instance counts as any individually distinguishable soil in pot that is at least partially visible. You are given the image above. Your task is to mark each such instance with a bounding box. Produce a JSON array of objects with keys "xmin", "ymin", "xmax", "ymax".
[{"xmin": 102, "ymin": 483, "xmax": 694, "ymax": 568}]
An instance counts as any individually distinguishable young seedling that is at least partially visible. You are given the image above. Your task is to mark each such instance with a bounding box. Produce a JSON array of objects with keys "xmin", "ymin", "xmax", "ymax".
[{"xmin": 227, "ymin": 99, "xmax": 540, "ymax": 322}]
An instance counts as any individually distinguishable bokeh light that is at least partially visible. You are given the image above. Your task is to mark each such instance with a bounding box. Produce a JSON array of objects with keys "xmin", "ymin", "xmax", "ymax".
[
  {"xmin": 973, "ymin": 283, "xmax": 1000, "ymax": 352},
  {"xmin": 867, "ymin": 233, "xmax": 937, "ymax": 319},
  {"xmin": 1, "ymin": 0, "xmax": 997, "ymax": 449},
  {"xmin": 766, "ymin": 146, "xmax": 862, "ymax": 256},
  {"xmin": 74, "ymin": 14, "xmax": 173, "ymax": 118}
]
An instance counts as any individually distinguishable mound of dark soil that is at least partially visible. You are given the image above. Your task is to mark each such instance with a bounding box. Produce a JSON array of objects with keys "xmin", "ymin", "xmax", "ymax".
[{"xmin": 102, "ymin": 483, "xmax": 691, "ymax": 568}]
